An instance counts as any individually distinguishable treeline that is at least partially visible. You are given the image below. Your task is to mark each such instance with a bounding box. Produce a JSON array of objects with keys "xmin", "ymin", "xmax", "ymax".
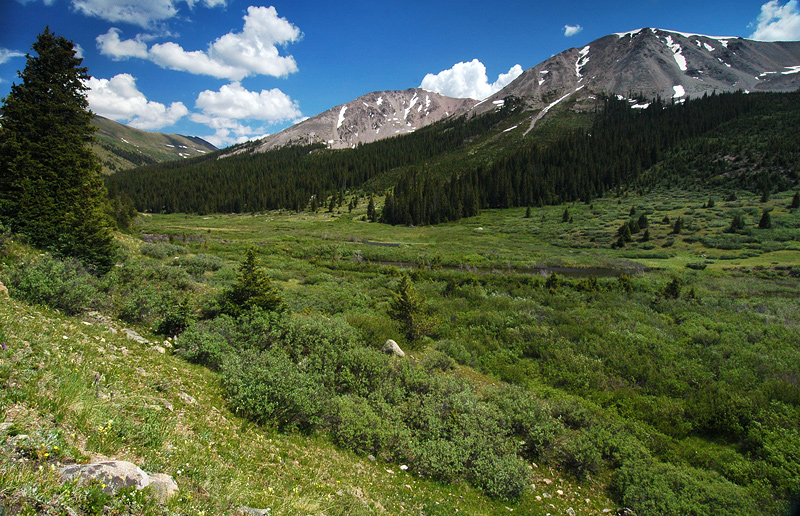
[
  {"xmin": 107, "ymin": 98, "xmax": 522, "ymax": 214},
  {"xmin": 380, "ymin": 91, "xmax": 771, "ymax": 225}
]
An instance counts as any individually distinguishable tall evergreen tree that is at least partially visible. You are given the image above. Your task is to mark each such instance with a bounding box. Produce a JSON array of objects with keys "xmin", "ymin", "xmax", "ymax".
[{"xmin": 0, "ymin": 28, "xmax": 115, "ymax": 272}]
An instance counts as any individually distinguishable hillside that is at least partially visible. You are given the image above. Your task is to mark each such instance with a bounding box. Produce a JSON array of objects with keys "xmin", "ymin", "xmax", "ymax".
[
  {"xmin": 108, "ymin": 90, "xmax": 800, "ymax": 221},
  {"xmin": 91, "ymin": 115, "xmax": 217, "ymax": 174},
  {"xmin": 221, "ymin": 28, "xmax": 800, "ymax": 157},
  {"xmin": 1, "ymin": 184, "xmax": 799, "ymax": 515}
]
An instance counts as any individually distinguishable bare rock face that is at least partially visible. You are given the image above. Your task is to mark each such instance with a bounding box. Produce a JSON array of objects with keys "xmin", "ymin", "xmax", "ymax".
[
  {"xmin": 383, "ymin": 339, "xmax": 405, "ymax": 358},
  {"xmin": 229, "ymin": 88, "xmax": 478, "ymax": 154},
  {"xmin": 59, "ymin": 461, "xmax": 178, "ymax": 502},
  {"xmin": 475, "ymin": 28, "xmax": 800, "ymax": 117}
]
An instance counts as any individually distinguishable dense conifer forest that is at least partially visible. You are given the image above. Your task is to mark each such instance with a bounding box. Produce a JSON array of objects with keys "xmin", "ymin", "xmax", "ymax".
[
  {"xmin": 107, "ymin": 98, "xmax": 521, "ymax": 214},
  {"xmin": 108, "ymin": 91, "xmax": 800, "ymax": 226}
]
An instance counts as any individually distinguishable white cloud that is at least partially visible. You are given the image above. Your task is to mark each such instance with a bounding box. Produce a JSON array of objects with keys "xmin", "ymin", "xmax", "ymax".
[
  {"xmin": 149, "ymin": 41, "xmax": 245, "ymax": 79},
  {"xmin": 0, "ymin": 48, "xmax": 25, "ymax": 64},
  {"xmin": 95, "ymin": 6, "xmax": 300, "ymax": 81},
  {"xmin": 97, "ymin": 28, "xmax": 149, "ymax": 59},
  {"xmin": 564, "ymin": 24, "xmax": 584, "ymax": 37},
  {"xmin": 750, "ymin": 0, "xmax": 800, "ymax": 40},
  {"xmin": 195, "ymin": 82, "xmax": 301, "ymax": 121},
  {"xmin": 190, "ymin": 113, "xmax": 265, "ymax": 147},
  {"xmin": 420, "ymin": 60, "xmax": 523, "ymax": 100},
  {"xmin": 85, "ymin": 73, "xmax": 188, "ymax": 130},
  {"xmin": 70, "ymin": 0, "xmax": 227, "ymax": 28},
  {"xmin": 72, "ymin": 0, "xmax": 179, "ymax": 28}
]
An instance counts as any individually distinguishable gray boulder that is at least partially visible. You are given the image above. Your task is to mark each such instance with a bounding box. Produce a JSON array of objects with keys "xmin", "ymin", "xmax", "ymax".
[
  {"xmin": 59, "ymin": 461, "xmax": 178, "ymax": 502},
  {"xmin": 382, "ymin": 339, "xmax": 405, "ymax": 358}
]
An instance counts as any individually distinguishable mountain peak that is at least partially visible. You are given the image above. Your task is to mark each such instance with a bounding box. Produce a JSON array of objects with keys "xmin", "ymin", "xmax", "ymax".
[
  {"xmin": 477, "ymin": 27, "xmax": 800, "ymax": 119},
  {"xmin": 243, "ymin": 88, "xmax": 477, "ymax": 154}
]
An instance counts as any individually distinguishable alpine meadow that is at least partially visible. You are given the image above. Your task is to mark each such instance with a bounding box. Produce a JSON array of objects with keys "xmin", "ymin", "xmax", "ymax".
[{"xmin": 1, "ymin": 22, "xmax": 800, "ymax": 516}]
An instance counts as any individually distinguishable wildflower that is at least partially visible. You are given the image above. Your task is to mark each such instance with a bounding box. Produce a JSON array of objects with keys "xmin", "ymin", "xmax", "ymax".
[{"xmin": 1, "ymin": 342, "xmax": 6, "ymax": 351}]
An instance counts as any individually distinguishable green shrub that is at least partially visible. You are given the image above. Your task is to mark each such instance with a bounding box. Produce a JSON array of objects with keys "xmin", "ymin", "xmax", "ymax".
[
  {"xmin": 3, "ymin": 254, "xmax": 100, "ymax": 315},
  {"xmin": 140, "ymin": 242, "xmax": 189, "ymax": 259},
  {"xmin": 222, "ymin": 348, "xmax": 327, "ymax": 432},
  {"xmin": 559, "ymin": 433, "xmax": 603, "ymax": 477},
  {"xmin": 614, "ymin": 458, "xmax": 758, "ymax": 516},
  {"xmin": 329, "ymin": 395, "xmax": 393, "ymax": 455},
  {"xmin": 468, "ymin": 448, "xmax": 530, "ymax": 500},
  {"xmin": 171, "ymin": 253, "xmax": 223, "ymax": 276}
]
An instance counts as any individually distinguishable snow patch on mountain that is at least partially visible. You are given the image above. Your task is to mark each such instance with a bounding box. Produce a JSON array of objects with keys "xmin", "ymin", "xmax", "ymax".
[
  {"xmin": 337, "ymin": 106, "xmax": 347, "ymax": 129},
  {"xmin": 616, "ymin": 28, "xmax": 644, "ymax": 38},
  {"xmin": 664, "ymin": 35, "xmax": 687, "ymax": 71},
  {"xmin": 576, "ymin": 46, "xmax": 590, "ymax": 78}
]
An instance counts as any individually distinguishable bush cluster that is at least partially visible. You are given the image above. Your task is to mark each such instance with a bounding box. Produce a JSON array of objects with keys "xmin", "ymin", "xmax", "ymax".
[{"xmin": 177, "ymin": 309, "xmax": 542, "ymax": 500}]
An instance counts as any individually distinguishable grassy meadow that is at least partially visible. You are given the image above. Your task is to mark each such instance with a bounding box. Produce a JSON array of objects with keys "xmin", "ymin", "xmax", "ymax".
[{"xmin": 1, "ymin": 185, "xmax": 799, "ymax": 515}]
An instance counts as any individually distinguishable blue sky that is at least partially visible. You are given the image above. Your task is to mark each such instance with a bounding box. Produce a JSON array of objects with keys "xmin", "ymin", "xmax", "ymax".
[{"xmin": 2, "ymin": 0, "xmax": 799, "ymax": 147}]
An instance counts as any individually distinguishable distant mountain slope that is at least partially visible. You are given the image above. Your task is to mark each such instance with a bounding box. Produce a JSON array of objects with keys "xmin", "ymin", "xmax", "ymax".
[
  {"xmin": 91, "ymin": 115, "xmax": 217, "ymax": 174},
  {"xmin": 228, "ymin": 88, "xmax": 478, "ymax": 155},
  {"xmin": 477, "ymin": 28, "xmax": 800, "ymax": 119},
  {"xmin": 231, "ymin": 28, "xmax": 800, "ymax": 156}
]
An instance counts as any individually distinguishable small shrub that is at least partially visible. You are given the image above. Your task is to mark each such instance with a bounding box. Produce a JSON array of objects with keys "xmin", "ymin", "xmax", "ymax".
[
  {"xmin": 171, "ymin": 253, "xmax": 223, "ymax": 276},
  {"xmin": 140, "ymin": 242, "xmax": 188, "ymax": 259},
  {"xmin": 3, "ymin": 254, "xmax": 100, "ymax": 315},
  {"xmin": 222, "ymin": 348, "xmax": 327, "ymax": 433}
]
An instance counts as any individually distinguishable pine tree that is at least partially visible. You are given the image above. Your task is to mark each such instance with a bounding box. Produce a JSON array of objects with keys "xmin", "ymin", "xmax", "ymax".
[
  {"xmin": 221, "ymin": 248, "xmax": 282, "ymax": 317},
  {"xmin": 562, "ymin": 207, "xmax": 570, "ymax": 223},
  {"xmin": 758, "ymin": 210, "xmax": 772, "ymax": 229},
  {"xmin": 790, "ymin": 192, "xmax": 799, "ymax": 210},
  {"xmin": 387, "ymin": 274, "xmax": 425, "ymax": 342},
  {"xmin": 0, "ymin": 28, "xmax": 115, "ymax": 272}
]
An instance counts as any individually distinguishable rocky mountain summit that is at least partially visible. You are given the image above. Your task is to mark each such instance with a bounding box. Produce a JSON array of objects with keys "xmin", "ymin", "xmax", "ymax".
[
  {"xmin": 243, "ymin": 88, "xmax": 477, "ymax": 153},
  {"xmin": 238, "ymin": 28, "xmax": 800, "ymax": 153},
  {"xmin": 477, "ymin": 28, "xmax": 800, "ymax": 115}
]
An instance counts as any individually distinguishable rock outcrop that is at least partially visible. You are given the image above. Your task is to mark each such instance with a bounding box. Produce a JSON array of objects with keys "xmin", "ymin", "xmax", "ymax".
[
  {"xmin": 382, "ymin": 339, "xmax": 405, "ymax": 358},
  {"xmin": 59, "ymin": 461, "xmax": 178, "ymax": 502}
]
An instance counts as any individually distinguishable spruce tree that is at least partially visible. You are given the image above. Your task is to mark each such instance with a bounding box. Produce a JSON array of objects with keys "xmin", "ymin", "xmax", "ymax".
[
  {"xmin": 0, "ymin": 28, "xmax": 115, "ymax": 272},
  {"xmin": 221, "ymin": 247, "xmax": 282, "ymax": 317},
  {"xmin": 387, "ymin": 274, "xmax": 424, "ymax": 342},
  {"xmin": 758, "ymin": 210, "xmax": 772, "ymax": 229},
  {"xmin": 790, "ymin": 192, "xmax": 799, "ymax": 210}
]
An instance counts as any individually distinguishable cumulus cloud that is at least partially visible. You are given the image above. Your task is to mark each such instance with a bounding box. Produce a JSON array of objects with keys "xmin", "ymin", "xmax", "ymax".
[
  {"xmin": 149, "ymin": 41, "xmax": 245, "ymax": 78},
  {"xmin": 97, "ymin": 28, "xmax": 149, "ymax": 59},
  {"xmin": 564, "ymin": 24, "xmax": 583, "ymax": 37},
  {"xmin": 190, "ymin": 113, "xmax": 265, "ymax": 147},
  {"xmin": 71, "ymin": 0, "xmax": 226, "ymax": 28},
  {"xmin": 0, "ymin": 48, "xmax": 25, "ymax": 64},
  {"xmin": 420, "ymin": 60, "xmax": 523, "ymax": 100},
  {"xmin": 85, "ymin": 73, "xmax": 188, "ymax": 130},
  {"xmin": 94, "ymin": 6, "xmax": 300, "ymax": 81},
  {"xmin": 195, "ymin": 82, "xmax": 301, "ymax": 121},
  {"xmin": 208, "ymin": 5, "xmax": 301, "ymax": 77},
  {"xmin": 750, "ymin": 0, "xmax": 800, "ymax": 40}
]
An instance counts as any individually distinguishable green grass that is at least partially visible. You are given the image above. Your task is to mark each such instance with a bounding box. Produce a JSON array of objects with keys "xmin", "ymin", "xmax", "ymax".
[{"xmin": 2, "ymin": 185, "xmax": 798, "ymax": 515}]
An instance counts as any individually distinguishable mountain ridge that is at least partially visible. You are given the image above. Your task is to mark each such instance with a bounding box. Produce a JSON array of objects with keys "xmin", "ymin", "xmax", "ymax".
[
  {"xmin": 91, "ymin": 115, "xmax": 217, "ymax": 174},
  {"xmin": 234, "ymin": 27, "xmax": 800, "ymax": 154},
  {"xmin": 230, "ymin": 88, "xmax": 478, "ymax": 155},
  {"xmin": 476, "ymin": 28, "xmax": 800, "ymax": 116}
]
